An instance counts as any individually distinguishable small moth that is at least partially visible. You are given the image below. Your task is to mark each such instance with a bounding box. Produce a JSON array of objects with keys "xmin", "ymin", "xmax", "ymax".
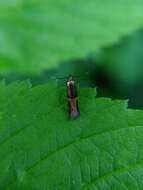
[{"xmin": 67, "ymin": 76, "xmax": 80, "ymax": 119}]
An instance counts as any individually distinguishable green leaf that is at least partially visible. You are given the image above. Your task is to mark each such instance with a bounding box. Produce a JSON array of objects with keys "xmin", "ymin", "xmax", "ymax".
[
  {"xmin": 0, "ymin": 81, "xmax": 143, "ymax": 189},
  {"xmin": 1, "ymin": 0, "xmax": 143, "ymax": 74}
]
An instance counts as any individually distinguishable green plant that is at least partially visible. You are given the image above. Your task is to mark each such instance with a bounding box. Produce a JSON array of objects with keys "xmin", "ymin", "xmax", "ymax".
[
  {"xmin": 1, "ymin": 1, "xmax": 143, "ymax": 189},
  {"xmin": 1, "ymin": 0, "xmax": 143, "ymax": 74},
  {"xmin": 1, "ymin": 81, "xmax": 143, "ymax": 189}
]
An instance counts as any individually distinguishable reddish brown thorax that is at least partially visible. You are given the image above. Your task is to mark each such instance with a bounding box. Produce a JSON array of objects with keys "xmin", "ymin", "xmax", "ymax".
[{"xmin": 67, "ymin": 76, "xmax": 80, "ymax": 119}]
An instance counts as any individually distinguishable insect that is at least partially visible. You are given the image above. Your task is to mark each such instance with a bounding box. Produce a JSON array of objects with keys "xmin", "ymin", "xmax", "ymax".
[
  {"xmin": 67, "ymin": 75, "xmax": 80, "ymax": 119},
  {"xmin": 51, "ymin": 73, "xmax": 88, "ymax": 119}
]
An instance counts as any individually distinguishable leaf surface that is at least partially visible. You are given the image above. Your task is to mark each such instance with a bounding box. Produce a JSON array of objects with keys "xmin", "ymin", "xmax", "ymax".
[{"xmin": 0, "ymin": 82, "xmax": 143, "ymax": 189}]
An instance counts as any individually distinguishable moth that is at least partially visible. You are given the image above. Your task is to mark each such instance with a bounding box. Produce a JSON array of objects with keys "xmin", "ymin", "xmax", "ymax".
[
  {"xmin": 67, "ymin": 76, "xmax": 80, "ymax": 119},
  {"xmin": 52, "ymin": 73, "xmax": 88, "ymax": 119}
]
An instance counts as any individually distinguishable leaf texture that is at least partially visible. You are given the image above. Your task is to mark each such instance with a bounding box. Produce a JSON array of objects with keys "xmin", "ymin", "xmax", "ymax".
[{"xmin": 0, "ymin": 81, "xmax": 143, "ymax": 189}]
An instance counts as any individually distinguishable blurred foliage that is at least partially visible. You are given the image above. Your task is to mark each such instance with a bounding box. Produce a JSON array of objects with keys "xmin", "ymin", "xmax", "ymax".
[
  {"xmin": 0, "ymin": 0, "xmax": 143, "ymax": 108},
  {"xmin": 97, "ymin": 29, "xmax": 143, "ymax": 86},
  {"xmin": 0, "ymin": 0, "xmax": 143, "ymax": 74},
  {"xmin": 95, "ymin": 29, "xmax": 143, "ymax": 109},
  {"xmin": 1, "ymin": 29, "xmax": 143, "ymax": 109}
]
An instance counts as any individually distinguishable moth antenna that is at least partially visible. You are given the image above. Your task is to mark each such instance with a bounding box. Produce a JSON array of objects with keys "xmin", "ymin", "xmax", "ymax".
[{"xmin": 50, "ymin": 72, "xmax": 89, "ymax": 81}]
